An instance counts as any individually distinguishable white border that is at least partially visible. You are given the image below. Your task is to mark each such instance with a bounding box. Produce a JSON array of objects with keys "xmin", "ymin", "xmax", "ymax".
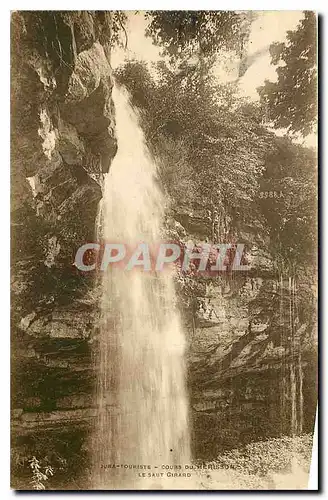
[{"xmin": 1, "ymin": 2, "xmax": 323, "ymax": 498}]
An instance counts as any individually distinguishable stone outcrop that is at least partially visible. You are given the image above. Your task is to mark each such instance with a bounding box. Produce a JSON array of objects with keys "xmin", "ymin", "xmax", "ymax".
[
  {"xmin": 11, "ymin": 12, "xmax": 117, "ymax": 487},
  {"xmin": 167, "ymin": 204, "xmax": 317, "ymax": 459}
]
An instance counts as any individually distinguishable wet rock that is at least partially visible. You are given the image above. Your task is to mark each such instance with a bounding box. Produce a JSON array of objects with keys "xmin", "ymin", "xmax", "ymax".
[{"xmin": 11, "ymin": 11, "xmax": 115, "ymax": 447}]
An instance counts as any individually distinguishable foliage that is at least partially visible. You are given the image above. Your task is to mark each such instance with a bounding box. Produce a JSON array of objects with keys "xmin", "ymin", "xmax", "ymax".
[
  {"xmin": 110, "ymin": 11, "xmax": 128, "ymax": 49},
  {"xmin": 258, "ymin": 12, "xmax": 317, "ymax": 136},
  {"xmin": 29, "ymin": 456, "xmax": 54, "ymax": 490},
  {"xmin": 259, "ymin": 136, "xmax": 317, "ymax": 269},
  {"xmin": 145, "ymin": 11, "xmax": 254, "ymax": 62},
  {"xmin": 11, "ymin": 435, "xmax": 89, "ymax": 490},
  {"xmin": 115, "ymin": 59, "xmax": 274, "ymax": 242}
]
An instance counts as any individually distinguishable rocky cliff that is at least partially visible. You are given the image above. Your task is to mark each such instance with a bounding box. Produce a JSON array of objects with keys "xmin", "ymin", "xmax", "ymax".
[
  {"xmin": 11, "ymin": 11, "xmax": 117, "ymax": 488},
  {"xmin": 167, "ymin": 205, "xmax": 317, "ymax": 460}
]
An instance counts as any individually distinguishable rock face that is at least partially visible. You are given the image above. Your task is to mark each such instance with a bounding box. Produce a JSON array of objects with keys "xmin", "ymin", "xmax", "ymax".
[
  {"xmin": 11, "ymin": 12, "xmax": 116, "ymax": 488},
  {"xmin": 188, "ymin": 280, "xmax": 317, "ymax": 459},
  {"xmin": 168, "ymin": 205, "xmax": 317, "ymax": 460}
]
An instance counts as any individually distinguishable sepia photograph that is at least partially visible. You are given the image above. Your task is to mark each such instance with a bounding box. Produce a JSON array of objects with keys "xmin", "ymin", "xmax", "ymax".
[{"xmin": 10, "ymin": 10, "xmax": 318, "ymax": 490}]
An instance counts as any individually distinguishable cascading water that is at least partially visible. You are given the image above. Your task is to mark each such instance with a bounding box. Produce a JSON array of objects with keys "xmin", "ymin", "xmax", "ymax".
[
  {"xmin": 92, "ymin": 86, "xmax": 190, "ymax": 489},
  {"xmin": 279, "ymin": 273, "xmax": 304, "ymax": 436}
]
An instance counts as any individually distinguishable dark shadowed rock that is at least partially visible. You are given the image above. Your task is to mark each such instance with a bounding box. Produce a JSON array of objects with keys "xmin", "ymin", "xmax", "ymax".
[{"xmin": 11, "ymin": 12, "xmax": 116, "ymax": 474}]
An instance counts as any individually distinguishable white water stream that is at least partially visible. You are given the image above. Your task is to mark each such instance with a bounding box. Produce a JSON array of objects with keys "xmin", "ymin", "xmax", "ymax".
[{"xmin": 92, "ymin": 86, "xmax": 190, "ymax": 489}]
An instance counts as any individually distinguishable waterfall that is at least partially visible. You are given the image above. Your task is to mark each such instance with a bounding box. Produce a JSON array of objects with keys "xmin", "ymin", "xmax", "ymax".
[
  {"xmin": 92, "ymin": 86, "xmax": 190, "ymax": 489},
  {"xmin": 279, "ymin": 274, "xmax": 304, "ymax": 437}
]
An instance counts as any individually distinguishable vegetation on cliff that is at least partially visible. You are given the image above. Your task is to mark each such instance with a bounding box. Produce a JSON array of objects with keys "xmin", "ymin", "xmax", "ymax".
[{"xmin": 116, "ymin": 10, "xmax": 317, "ymax": 446}]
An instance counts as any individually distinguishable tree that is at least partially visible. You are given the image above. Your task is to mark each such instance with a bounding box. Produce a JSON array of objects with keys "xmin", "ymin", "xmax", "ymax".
[
  {"xmin": 110, "ymin": 11, "xmax": 128, "ymax": 49},
  {"xmin": 145, "ymin": 11, "xmax": 254, "ymax": 62},
  {"xmin": 115, "ymin": 59, "xmax": 275, "ymax": 244},
  {"xmin": 258, "ymin": 12, "xmax": 317, "ymax": 136},
  {"xmin": 259, "ymin": 136, "xmax": 317, "ymax": 269}
]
